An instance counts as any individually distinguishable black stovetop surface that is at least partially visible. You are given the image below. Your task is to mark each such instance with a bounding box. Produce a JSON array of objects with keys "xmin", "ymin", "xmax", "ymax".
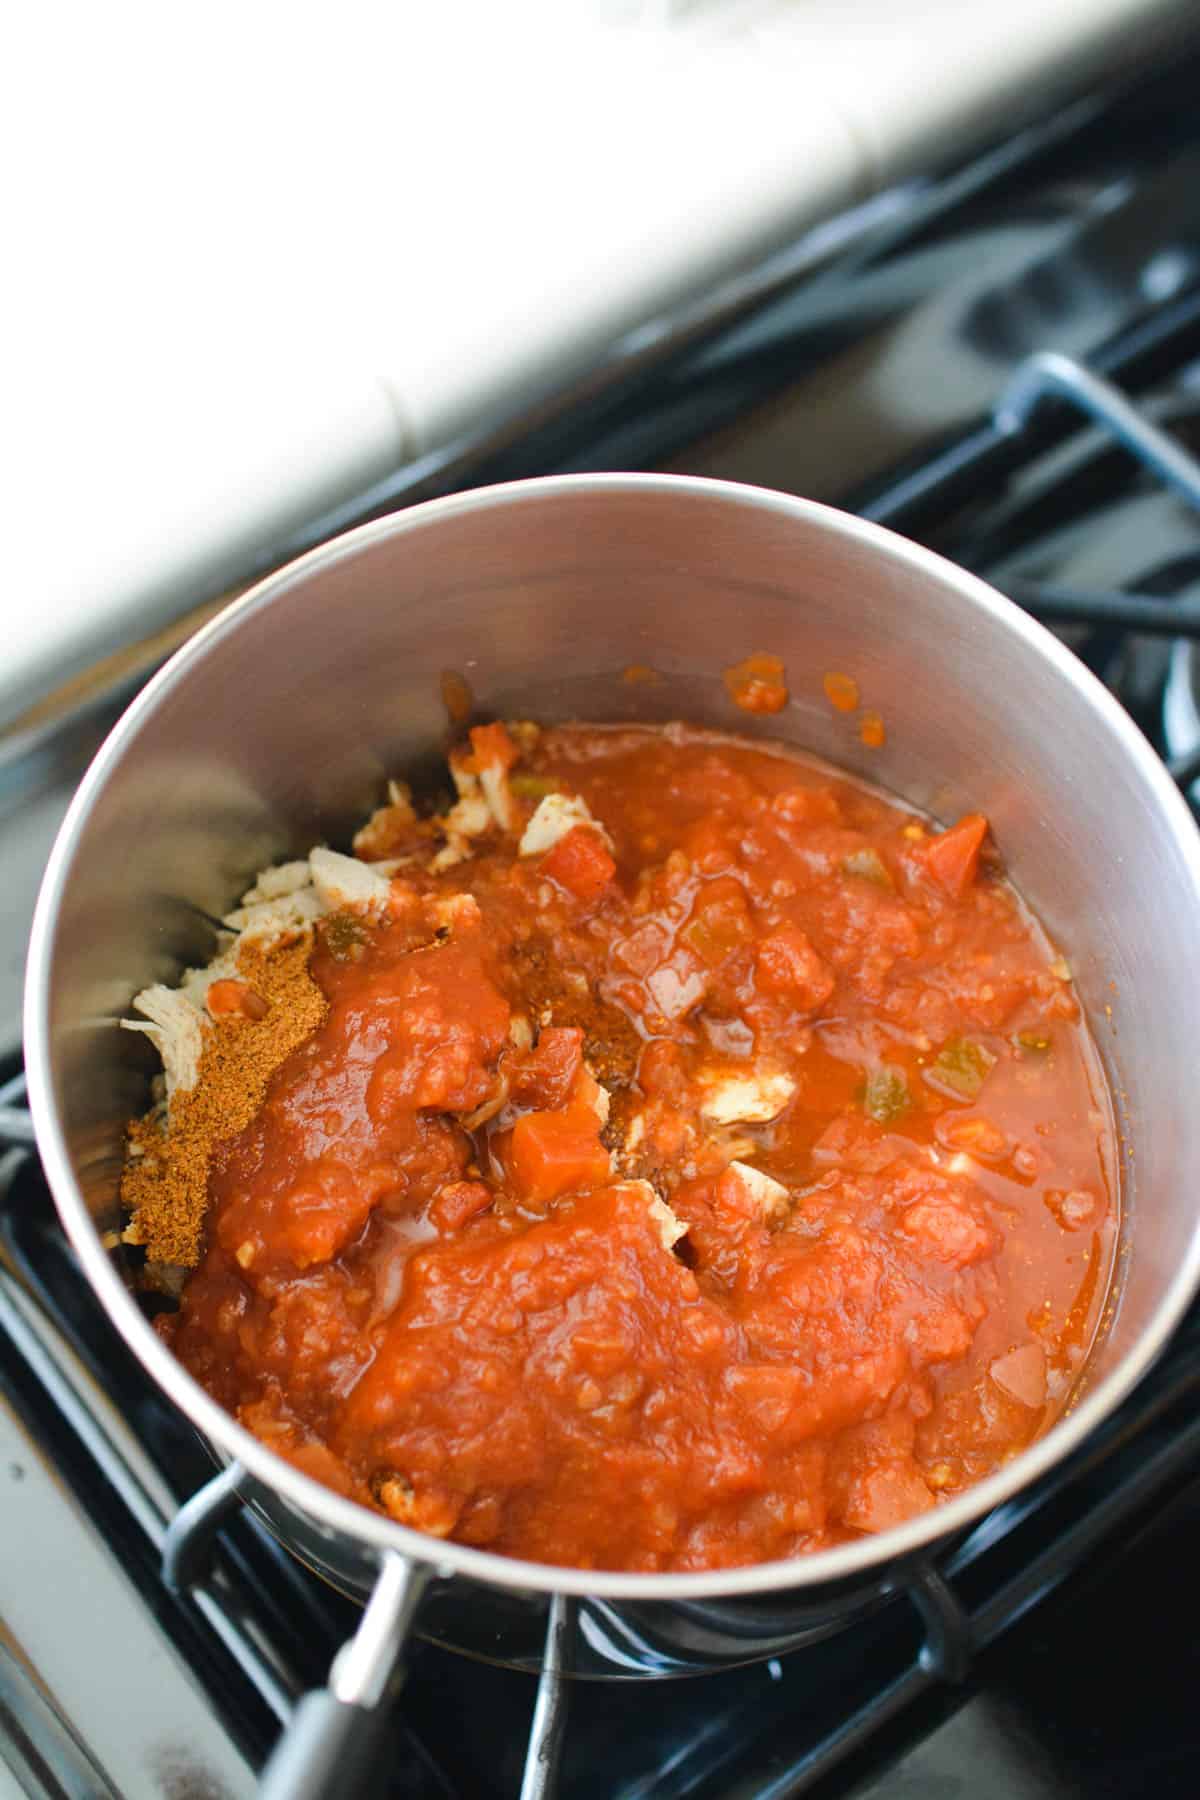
[{"xmin": 8, "ymin": 38, "xmax": 1200, "ymax": 1799}]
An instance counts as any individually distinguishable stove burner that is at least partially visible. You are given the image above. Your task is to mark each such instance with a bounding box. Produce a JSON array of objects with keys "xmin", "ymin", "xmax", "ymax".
[
  {"xmin": 995, "ymin": 348, "xmax": 1200, "ymax": 513},
  {"xmin": 1163, "ymin": 639, "xmax": 1200, "ymax": 784}
]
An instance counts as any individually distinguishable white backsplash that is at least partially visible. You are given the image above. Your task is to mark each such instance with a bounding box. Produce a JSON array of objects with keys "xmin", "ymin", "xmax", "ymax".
[{"xmin": 8, "ymin": 0, "xmax": 1196, "ymax": 729}]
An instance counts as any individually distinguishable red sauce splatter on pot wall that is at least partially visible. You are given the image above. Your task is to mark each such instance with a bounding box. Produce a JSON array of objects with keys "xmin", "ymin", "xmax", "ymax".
[{"xmin": 724, "ymin": 653, "xmax": 789, "ymax": 714}]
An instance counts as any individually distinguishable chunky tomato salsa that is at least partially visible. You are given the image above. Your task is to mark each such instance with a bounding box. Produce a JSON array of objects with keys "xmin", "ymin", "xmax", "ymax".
[{"xmin": 160, "ymin": 724, "xmax": 1116, "ymax": 1572}]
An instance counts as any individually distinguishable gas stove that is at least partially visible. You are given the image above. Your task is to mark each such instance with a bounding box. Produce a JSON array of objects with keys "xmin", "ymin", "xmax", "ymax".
[{"xmin": 6, "ymin": 40, "xmax": 1200, "ymax": 1799}]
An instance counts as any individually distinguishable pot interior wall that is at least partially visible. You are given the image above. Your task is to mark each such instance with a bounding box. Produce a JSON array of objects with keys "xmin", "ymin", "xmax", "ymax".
[{"xmin": 41, "ymin": 480, "xmax": 1200, "ymax": 1504}]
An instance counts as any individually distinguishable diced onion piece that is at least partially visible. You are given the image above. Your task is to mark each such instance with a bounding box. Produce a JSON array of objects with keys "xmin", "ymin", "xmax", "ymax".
[
  {"xmin": 989, "ymin": 1343, "xmax": 1047, "ymax": 1409},
  {"xmin": 842, "ymin": 1463, "xmax": 934, "ymax": 1533},
  {"xmin": 620, "ymin": 1180, "xmax": 687, "ymax": 1250},
  {"xmin": 699, "ymin": 1070, "xmax": 796, "ymax": 1126},
  {"xmin": 726, "ymin": 1160, "xmax": 790, "ymax": 1223},
  {"xmin": 648, "ymin": 1195, "xmax": 688, "ymax": 1250},
  {"xmin": 579, "ymin": 1066, "xmax": 611, "ymax": 1126},
  {"xmin": 309, "ymin": 847, "xmax": 393, "ymax": 913}
]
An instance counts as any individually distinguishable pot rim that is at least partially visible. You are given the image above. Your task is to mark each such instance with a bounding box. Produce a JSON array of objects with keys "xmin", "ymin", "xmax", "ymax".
[{"xmin": 24, "ymin": 471, "xmax": 1200, "ymax": 1601}]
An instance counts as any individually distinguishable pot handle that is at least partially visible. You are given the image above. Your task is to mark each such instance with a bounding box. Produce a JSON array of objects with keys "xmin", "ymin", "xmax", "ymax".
[{"xmin": 259, "ymin": 1551, "xmax": 431, "ymax": 1800}]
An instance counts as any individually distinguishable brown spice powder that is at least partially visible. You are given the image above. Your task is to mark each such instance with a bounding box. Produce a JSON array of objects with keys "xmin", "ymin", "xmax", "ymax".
[{"xmin": 121, "ymin": 935, "xmax": 328, "ymax": 1267}]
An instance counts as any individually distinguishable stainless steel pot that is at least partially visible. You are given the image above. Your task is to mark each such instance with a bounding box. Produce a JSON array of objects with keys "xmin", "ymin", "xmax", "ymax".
[{"xmin": 25, "ymin": 475, "xmax": 1200, "ymax": 1793}]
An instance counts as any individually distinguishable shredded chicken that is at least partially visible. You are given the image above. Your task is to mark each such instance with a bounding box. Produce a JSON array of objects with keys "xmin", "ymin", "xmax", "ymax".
[
  {"xmin": 120, "ymin": 986, "xmax": 206, "ymax": 1100},
  {"xmin": 519, "ymin": 792, "xmax": 609, "ymax": 857},
  {"xmin": 443, "ymin": 791, "xmax": 491, "ymax": 839},
  {"xmin": 223, "ymin": 886, "xmax": 325, "ymax": 943},
  {"xmin": 426, "ymin": 758, "xmax": 499, "ymax": 869},
  {"xmin": 128, "ymin": 840, "xmax": 402, "ymax": 1109},
  {"xmin": 698, "ymin": 1069, "xmax": 796, "ymax": 1126},
  {"xmin": 429, "ymin": 837, "xmax": 472, "ymax": 873},
  {"xmin": 479, "ymin": 763, "xmax": 518, "ymax": 833},
  {"xmin": 309, "ymin": 847, "xmax": 393, "ymax": 912},
  {"xmin": 448, "ymin": 756, "xmax": 479, "ymax": 802},
  {"xmin": 353, "ymin": 781, "xmax": 419, "ymax": 860},
  {"xmin": 583, "ymin": 1069, "xmax": 611, "ymax": 1126},
  {"xmin": 240, "ymin": 860, "xmax": 313, "ymax": 903},
  {"xmin": 177, "ymin": 941, "xmax": 265, "ymax": 1014}
]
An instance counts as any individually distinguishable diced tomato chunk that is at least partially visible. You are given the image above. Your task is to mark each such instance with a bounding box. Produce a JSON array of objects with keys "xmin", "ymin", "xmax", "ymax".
[
  {"xmin": 510, "ymin": 1110, "xmax": 611, "ymax": 1204},
  {"xmin": 509, "ymin": 1027, "xmax": 585, "ymax": 1111},
  {"xmin": 638, "ymin": 1038, "xmax": 688, "ymax": 1101},
  {"xmin": 220, "ymin": 1174, "xmax": 374, "ymax": 1271},
  {"xmin": 723, "ymin": 1363, "xmax": 809, "ymax": 1434},
  {"xmin": 918, "ymin": 813, "xmax": 988, "ymax": 899},
  {"xmin": 541, "ymin": 826, "xmax": 616, "ymax": 902},
  {"xmin": 430, "ymin": 1180, "xmax": 494, "ymax": 1232},
  {"xmin": 774, "ymin": 787, "xmax": 842, "ymax": 826},
  {"xmin": 899, "ymin": 1198, "xmax": 997, "ymax": 1268},
  {"xmin": 468, "ymin": 721, "xmax": 519, "ymax": 772},
  {"xmin": 680, "ymin": 816, "xmax": 735, "ymax": 869},
  {"xmin": 755, "ymin": 929, "xmax": 834, "ymax": 1011}
]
